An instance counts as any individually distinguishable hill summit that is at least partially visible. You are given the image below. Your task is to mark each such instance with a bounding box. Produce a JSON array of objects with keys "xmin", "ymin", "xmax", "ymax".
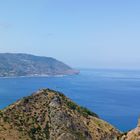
[
  {"xmin": 0, "ymin": 53, "xmax": 79, "ymax": 77},
  {"xmin": 0, "ymin": 89, "xmax": 121, "ymax": 140}
]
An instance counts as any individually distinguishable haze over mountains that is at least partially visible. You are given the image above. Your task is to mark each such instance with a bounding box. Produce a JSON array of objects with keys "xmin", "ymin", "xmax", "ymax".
[{"xmin": 0, "ymin": 53, "xmax": 79, "ymax": 77}]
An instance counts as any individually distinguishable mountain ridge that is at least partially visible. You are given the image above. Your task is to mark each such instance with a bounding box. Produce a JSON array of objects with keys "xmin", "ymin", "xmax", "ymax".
[
  {"xmin": 0, "ymin": 88, "xmax": 121, "ymax": 140},
  {"xmin": 0, "ymin": 88, "xmax": 139, "ymax": 139}
]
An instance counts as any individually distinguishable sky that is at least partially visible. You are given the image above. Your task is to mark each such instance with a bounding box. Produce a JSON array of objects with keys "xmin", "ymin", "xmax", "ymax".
[{"xmin": 0, "ymin": 0, "xmax": 140, "ymax": 69}]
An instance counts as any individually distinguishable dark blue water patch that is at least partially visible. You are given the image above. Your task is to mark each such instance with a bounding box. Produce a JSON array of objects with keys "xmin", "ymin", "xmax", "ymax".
[
  {"xmin": 103, "ymin": 116, "xmax": 138, "ymax": 132},
  {"xmin": 0, "ymin": 69, "xmax": 140, "ymax": 131}
]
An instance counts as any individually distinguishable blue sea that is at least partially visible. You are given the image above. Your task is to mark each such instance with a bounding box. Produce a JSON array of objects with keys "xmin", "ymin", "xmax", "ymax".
[{"xmin": 0, "ymin": 69, "xmax": 140, "ymax": 132}]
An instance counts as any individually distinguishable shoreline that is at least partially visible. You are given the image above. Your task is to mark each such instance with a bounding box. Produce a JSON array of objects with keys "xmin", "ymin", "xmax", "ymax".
[{"xmin": 0, "ymin": 73, "xmax": 79, "ymax": 79}]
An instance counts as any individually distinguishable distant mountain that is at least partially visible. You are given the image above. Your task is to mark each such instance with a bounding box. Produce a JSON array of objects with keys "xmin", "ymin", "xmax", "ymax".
[
  {"xmin": 0, "ymin": 53, "xmax": 79, "ymax": 77},
  {"xmin": 0, "ymin": 89, "xmax": 120, "ymax": 140}
]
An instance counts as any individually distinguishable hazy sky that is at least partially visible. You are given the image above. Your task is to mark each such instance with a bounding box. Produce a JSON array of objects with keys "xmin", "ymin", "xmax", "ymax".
[{"xmin": 0, "ymin": 0, "xmax": 140, "ymax": 69}]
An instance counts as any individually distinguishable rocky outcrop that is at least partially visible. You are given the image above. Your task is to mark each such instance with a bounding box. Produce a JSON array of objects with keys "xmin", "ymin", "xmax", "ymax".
[{"xmin": 0, "ymin": 89, "xmax": 120, "ymax": 140}]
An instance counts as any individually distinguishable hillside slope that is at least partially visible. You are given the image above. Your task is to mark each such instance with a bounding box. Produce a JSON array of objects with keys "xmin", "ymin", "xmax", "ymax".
[
  {"xmin": 0, "ymin": 89, "xmax": 120, "ymax": 140},
  {"xmin": 0, "ymin": 53, "xmax": 79, "ymax": 77}
]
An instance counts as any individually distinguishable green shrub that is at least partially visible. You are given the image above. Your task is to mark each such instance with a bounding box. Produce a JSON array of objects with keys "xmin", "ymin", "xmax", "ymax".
[{"xmin": 67, "ymin": 101, "xmax": 77, "ymax": 110}]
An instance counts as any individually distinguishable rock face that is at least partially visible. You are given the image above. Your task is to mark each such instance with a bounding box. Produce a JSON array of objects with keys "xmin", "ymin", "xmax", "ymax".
[
  {"xmin": 0, "ymin": 53, "xmax": 79, "ymax": 77},
  {"xmin": 0, "ymin": 89, "xmax": 120, "ymax": 140}
]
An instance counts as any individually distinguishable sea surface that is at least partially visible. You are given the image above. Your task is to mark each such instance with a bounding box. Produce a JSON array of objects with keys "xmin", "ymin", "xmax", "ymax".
[{"xmin": 0, "ymin": 69, "xmax": 140, "ymax": 131}]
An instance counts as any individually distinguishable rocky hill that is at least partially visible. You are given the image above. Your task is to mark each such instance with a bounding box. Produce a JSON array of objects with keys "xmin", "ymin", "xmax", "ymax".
[
  {"xmin": 0, "ymin": 89, "xmax": 121, "ymax": 140},
  {"xmin": 0, "ymin": 53, "xmax": 79, "ymax": 77}
]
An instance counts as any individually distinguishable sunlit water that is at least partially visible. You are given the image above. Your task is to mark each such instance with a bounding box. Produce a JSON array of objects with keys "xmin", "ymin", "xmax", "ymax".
[{"xmin": 0, "ymin": 69, "xmax": 140, "ymax": 131}]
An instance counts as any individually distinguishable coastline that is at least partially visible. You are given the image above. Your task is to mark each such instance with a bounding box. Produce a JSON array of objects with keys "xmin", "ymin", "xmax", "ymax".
[{"xmin": 0, "ymin": 73, "xmax": 79, "ymax": 79}]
